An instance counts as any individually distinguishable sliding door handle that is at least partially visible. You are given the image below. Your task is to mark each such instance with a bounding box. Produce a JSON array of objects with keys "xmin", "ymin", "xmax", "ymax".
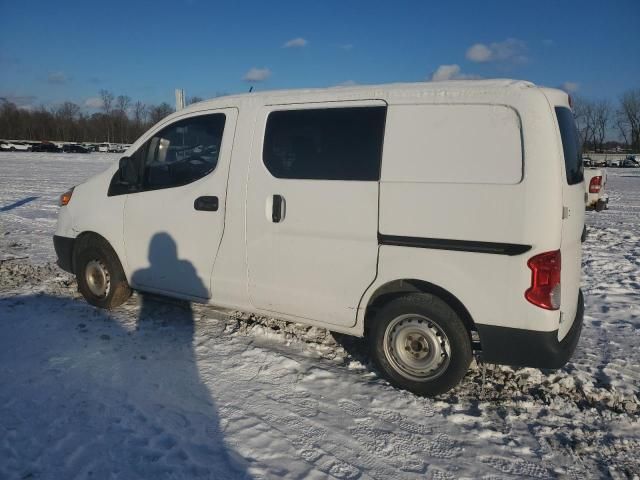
[{"xmin": 272, "ymin": 194, "xmax": 285, "ymax": 223}]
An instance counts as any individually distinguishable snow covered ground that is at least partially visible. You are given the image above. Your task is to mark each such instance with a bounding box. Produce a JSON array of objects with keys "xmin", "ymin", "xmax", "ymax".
[{"xmin": 1, "ymin": 152, "xmax": 639, "ymax": 479}]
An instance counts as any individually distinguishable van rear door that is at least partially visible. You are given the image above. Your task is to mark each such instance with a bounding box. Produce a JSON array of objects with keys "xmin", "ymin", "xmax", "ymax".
[{"xmin": 553, "ymin": 102, "xmax": 585, "ymax": 340}]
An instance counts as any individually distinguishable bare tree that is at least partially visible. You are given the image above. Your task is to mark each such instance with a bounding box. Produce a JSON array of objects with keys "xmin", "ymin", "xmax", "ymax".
[
  {"xmin": 99, "ymin": 89, "xmax": 114, "ymax": 114},
  {"xmin": 58, "ymin": 101, "xmax": 81, "ymax": 120},
  {"xmin": 148, "ymin": 102, "xmax": 174, "ymax": 124},
  {"xmin": 187, "ymin": 96, "xmax": 204, "ymax": 105},
  {"xmin": 132, "ymin": 101, "xmax": 147, "ymax": 124},
  {"xmin": 99, "ymin": 90, "xmax": 115, "ymax": 141},
  {"xmin": 573, "ymin": 96, "xmax": 595, "ymax": 150},
  {"xmin": 618, "ymin": 88, "xmax": 640, "ymax": 151},
  {"xmin": 54, "ymin": 102, "xmax": 81, "ymax": 140},
  {"xmin": 114, "ymin": 95, "xmax": 132, "ymax": 142},
  {"xmin": 132, "ymin": 101, "xmax": 148, "ymax": 141},
  {"xmin": 115, "ymin": 95, "xmax": 131, "ymax": 114},
  {"xmin": 616, "ymin": 118, "xmax": 630, "ymax": 146},
  {"xmin": 593, "ymin": 100, "xmax": 612, "ymax": 152},
  {"xmin": 573, "ymin": 97, "xmax": 612, "ymax": 152}
]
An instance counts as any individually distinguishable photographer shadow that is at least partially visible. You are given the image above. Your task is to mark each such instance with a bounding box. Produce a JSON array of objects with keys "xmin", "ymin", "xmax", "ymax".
[{"xmin": 0, "ymin": 232, "xmax": 251, "ymax": 479}]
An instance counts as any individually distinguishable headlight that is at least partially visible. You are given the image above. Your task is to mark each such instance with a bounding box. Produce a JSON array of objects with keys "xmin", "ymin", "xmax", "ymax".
[{"xmin": 59, "ymin": 187, "xmax": 75, "ymax": 206}]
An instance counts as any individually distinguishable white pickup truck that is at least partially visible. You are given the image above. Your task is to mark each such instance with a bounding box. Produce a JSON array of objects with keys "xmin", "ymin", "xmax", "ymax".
[{"xmin": 584, "ymin": 167, "xmax": 608, "ymax": 211}]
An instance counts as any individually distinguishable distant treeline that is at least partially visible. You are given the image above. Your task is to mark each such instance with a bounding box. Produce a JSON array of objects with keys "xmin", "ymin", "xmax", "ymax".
[
  {"xmin": 2, "ymin": 86, "xmax": 639, "ymax": 151},
  {"xmin": 0, "ymin": 89, "xmax": 205, "ymax": 143},
  {"xmin": 565, "ymin": 87, "xmax": 640, "ymax": 152}
]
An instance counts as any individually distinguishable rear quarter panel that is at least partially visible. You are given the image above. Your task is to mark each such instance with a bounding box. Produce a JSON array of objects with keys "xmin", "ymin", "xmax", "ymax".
[{"xmin": 359, "ymin": 87, "xmax": 565, "ymax": 334}]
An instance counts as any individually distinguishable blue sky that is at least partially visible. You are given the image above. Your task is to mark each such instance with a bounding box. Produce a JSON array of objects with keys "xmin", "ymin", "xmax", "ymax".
[{"xmin": 1, "ymin": 0, "xmax": 638, "ymax": 111}]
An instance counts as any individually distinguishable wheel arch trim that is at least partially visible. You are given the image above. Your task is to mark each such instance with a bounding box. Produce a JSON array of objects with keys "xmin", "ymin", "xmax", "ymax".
[
  {"xmin": 73, "ymin": 231, "xmax": 129, "ymax": 283},
  {"xmin": 360, "ymin": 278, "xmax": 478, "ymax": 342}
]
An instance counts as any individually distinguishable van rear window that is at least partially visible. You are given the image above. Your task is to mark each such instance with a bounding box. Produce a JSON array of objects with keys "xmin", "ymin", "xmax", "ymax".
[{"xmin": 555, "ymin": 107, "xmax": 583, "ymax": 185}]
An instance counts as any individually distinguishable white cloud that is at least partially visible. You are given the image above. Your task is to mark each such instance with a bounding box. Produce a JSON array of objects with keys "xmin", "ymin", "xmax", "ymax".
[
  {"xmin": 84, "ymin": 97, "xmax": 104, "ymax": 109},
  {"xmin": 431, "ymin": 64, "xmax": 461, "ymax": 81},
  {"xmin": 429, "ymin": 64, "xmax": 481, "ymax": 82},
  {"xmin": 466, "ymin": 44, "xmax": 492, "ymax": 63},
  {"xmin": 560, "ymin": 81, "xmax": 579, "ymax": 93},
  {"xmin": 465, "ymin": 38, "xmax": 528, "ymax": 64},
  {"xmin": 283, "ymin": 37, "xmax": 308, "ymax": 48},
  {"xmin": 542, "ymin": 39, "xmax": 554, "ymax": 47},
  {"xmin": 243, "ymin": 67, "xmax": 272, "ymax": 82},
  {"xmin": 338, "ymin": 44, "xmax": 353, "ymax": 50},
  {"xmin": 48, "ymin": 71, "xmax": 69, "ymax": 84}
]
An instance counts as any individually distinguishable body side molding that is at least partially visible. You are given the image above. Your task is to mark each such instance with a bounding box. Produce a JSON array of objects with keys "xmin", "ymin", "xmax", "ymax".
[{"xmin": 378, "ymin": 234, "xmax": 532, "ymax": 256}]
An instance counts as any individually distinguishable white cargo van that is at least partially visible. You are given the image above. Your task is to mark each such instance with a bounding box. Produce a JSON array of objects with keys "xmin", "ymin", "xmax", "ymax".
[{"xmin": 53, "ymin": 80, "xmax": 585, "ymax": 396}]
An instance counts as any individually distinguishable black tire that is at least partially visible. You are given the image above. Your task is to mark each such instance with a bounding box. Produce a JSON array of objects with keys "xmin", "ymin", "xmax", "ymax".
[
  {"xmin": 368, "ymin": 293, "xmax": 472, "ymax": 396},
  {"xmin": 595, "ymin": 199, "xmax": 606, "ymax": 212},
  {"xmin": 74, "ymin": 235, "xmax": 131, "ymax": 309}
]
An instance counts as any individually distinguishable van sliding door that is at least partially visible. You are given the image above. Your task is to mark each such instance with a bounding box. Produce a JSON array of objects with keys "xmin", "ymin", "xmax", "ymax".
[{"xmin": 246, "ymin": 102, "xmax": 386, "ymax": 327}]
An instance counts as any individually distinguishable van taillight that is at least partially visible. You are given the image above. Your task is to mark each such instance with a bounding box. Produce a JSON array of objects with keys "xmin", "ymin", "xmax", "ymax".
[
  {"xmin": 589, "ymin": 176, "xmax": 602, "ymax": 193},
  {"xmin": 525, "ymin": 250, "xmax": 561, "ymax": 310}
]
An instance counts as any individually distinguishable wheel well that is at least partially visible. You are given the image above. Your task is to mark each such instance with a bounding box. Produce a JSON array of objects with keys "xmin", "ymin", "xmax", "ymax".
[
  {"xmin": 364, "ymin": 279, "xmax": 478, "ymax": 344},
  {"xmin": 72, "ymin": 231, "xmax": 118, "ymax": 275}
]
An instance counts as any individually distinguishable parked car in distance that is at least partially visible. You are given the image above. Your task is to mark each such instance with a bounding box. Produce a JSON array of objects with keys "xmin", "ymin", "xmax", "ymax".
[
  {"xmin": 97, "ymin": 143, "xmax": 110, "ymax": 152},
  {"xmin": 63, "ymin": 144, "xmax": 91, "ymax": 154},
  {"xmin": 109, "ymin": 144, "xmax": 127, "ymax": 153},
  {"xmin": 32, "ymin": 142, "xmax": 62, "ymax": 153},
  {"xmin": 621, "ymin": 157, "xmax": 640, "ymax": 168},
  {"xmin": 582, "ymin": 157, "xmax": 593, "ymax": 167},
  {"xmin": 2, "ymin": 141, "xmax": 32, "ymax": 151},
  {"xmin": 606, "ymin": 159, "xmax": 622, "ymax": 168},
  {"xmin": 584, "ymin": 167, "xmax": 608, "ymax": 211},
  {"xmin": 53, "ymin": 80, "xmax": 586, "ymax": 396}
]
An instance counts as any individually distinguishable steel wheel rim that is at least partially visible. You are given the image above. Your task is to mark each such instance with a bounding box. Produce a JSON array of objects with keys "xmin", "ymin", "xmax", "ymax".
[
  {"xmin": 383, "ymin": 314, "xmax": 451, "ymax": 381},
  {"xmin": 85, "ymin": 259, "xmax": 111, "ymax": 298}
]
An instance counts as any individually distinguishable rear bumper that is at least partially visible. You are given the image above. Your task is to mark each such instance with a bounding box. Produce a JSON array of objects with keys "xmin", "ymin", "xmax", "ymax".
[
  {"xmin": 586, "ymin": 195, "xmax": 608, "ymax": 211},
  {"xmin": 53, "ymin": 235, "xmax": 75, "ymax": 273},
  {"xmin": 476, "ymin": 290, "xmax": 584, "ymax": 369}
]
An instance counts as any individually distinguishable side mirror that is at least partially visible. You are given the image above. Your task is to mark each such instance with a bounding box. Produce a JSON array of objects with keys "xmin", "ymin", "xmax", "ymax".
[
  {"xmin": 118, "ymin": 156, "xmax": 139, "ymax": 186},
  {"xmin": 118, "ymin": 156, "xmax": 129, "ymax": 182}
]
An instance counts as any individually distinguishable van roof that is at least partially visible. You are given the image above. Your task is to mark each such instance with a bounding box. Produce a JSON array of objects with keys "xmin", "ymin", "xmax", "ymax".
[{"xmin": 182, "ymin": 79, "xmax": 547, "ymax": 112}]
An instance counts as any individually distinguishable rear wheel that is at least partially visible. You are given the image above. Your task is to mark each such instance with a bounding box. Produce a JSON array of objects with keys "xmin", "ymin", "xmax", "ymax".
[
  {"xmin": 368, "ymin": 293, "xmax": 472, "ymax": 396},
  {"xmin": 75, "ymin": 235, "xmax": 131, "ymax": 309}
]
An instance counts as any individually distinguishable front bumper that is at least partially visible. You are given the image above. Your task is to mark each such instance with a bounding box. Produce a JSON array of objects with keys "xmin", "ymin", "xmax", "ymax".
[
  {"xmin": 53, "ymin": 235, "xmax": 75, "ymax": 273},
  {"xmin": 475, "ymin": 290, "xmax": 584, "ymax": 369}
]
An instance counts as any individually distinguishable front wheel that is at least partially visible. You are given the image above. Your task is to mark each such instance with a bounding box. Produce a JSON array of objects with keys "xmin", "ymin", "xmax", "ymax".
[
  {"xmin": 75, "ymin": 235, "xmax": 131, "ymax": 309},
  {"xmin": 368, "ymin": 293, "xmax": 472, "ymax": 396}
]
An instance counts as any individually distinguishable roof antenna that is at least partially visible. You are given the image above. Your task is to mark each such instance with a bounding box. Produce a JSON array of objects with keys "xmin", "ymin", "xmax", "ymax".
[{"xmin": 249, "ymin": 86, "xmax": 254, "ymax": 93}]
